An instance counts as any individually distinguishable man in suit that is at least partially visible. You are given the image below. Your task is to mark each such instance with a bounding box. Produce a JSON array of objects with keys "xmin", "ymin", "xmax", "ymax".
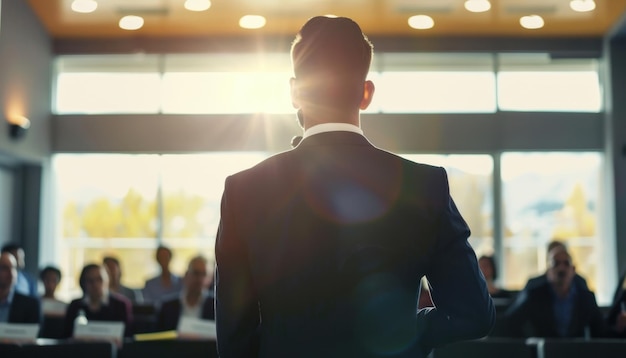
[
  {"xmin": 524, "ymin": 240, "xmax": 588, "ymax": 291},
  {"xmin": 505, "ymin": 245, "xmax": 606, "ymax": 338},
  {"xmin": 1, "ymin": 243, "xmax": 38, "ymax": 298},
  {"xmin": 215, "ymin": 16, "xmax": 495, "ymax": 358},
  {"xmin": 0, "ymin": 252, "xmax": 41, "ymax": 324},
  {"xmin": 156, "ymin": 255, "xmax": 215, "ymax": 332}
]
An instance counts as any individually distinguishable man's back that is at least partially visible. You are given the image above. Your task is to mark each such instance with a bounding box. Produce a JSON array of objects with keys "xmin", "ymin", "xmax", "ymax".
[{"xmin": 215, "ymin": 132, "xmax": 494, "ymax": 357}]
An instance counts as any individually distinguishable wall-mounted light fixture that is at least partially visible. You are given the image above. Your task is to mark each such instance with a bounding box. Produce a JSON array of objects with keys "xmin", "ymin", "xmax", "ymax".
[{"xmin": 7, "ymin": 115, "xmax": 31, "ymax": 140}]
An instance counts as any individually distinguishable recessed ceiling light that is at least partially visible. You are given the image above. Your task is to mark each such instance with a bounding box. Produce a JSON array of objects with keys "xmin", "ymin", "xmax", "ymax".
[
  {"xmin": 119, "ymin": 15, "xmax": 144, "ymax": 31},
  {"xmin": 184, "ymin": 0, "xmax": 211, "ymax": 12},
  {"xmin": 464, "ymin": 0, "xmax": 491, "ymax": 13},
  {"xmin": 570, "ymin": 0, "xmax": 596, "ymax": 12},
  {"xmin": 408, "ymin": 15, "xmax": 434, "ymax": 30},
  {"xmin": 520, "ymin": 15, "xmax": 544, "ymax": 30},
  {"xmin": 239, "ymin": 15, "xmax": 266, "ymax": 30},
  {"xmin": 71, "ymin": 0, "xmax": 98, "ymax": 14}
]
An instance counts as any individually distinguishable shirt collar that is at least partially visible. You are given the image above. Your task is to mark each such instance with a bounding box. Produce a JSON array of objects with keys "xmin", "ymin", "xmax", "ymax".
[{"xmin": 303, "ymin": 123, "xmax": 363, "ymax": 139}]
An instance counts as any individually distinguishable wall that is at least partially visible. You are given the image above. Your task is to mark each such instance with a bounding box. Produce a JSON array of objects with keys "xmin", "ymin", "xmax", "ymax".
[{"xmin": 0, "ymin": 0, "xmax": 52, "ymax": 162}]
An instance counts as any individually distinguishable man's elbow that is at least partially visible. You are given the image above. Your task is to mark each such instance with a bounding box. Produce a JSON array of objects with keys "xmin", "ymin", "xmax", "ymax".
[{"xmin": 473, "ymin": 303, "xmax": 497, "ymax": 338}]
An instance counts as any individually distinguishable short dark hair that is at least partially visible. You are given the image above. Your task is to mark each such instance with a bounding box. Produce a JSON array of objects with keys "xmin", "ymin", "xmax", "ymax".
[
  {"xmin": 156, "ymin": 245, "xmax": 172, "ymax": 259},
  {"xmin": 103, "ymin": 256, "xmax": 120, "ymax": 267},
  {"xmin": 547, "ymin": 240, "xmax": 567, "ymax": 254},
  {"xmin": 1, "ymin": 243, "xmax": 22, "ymax": 253},
  {"xmin": 79, "ymin": 263, "xmax": 104, "ymax": 291},
  {"xmin": 40, "ymin": 265, "xmax": 62, "ymax": 281},
  {"xmin": 291, "ymin": 16, "xmax": 373, "ymax": 110}
]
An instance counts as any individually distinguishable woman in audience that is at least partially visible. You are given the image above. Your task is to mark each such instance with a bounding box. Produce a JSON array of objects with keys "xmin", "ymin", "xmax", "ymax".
[
  {"xmin": 63, "ymin": 263, "xmax": 133, "ymax": 338},
  {"xmin": 40, "ymin": 265, "xmax": 67, "ymax": 316},
  {"xmin": 478, "ymin": 255, "xmax": 516, "ymax": 300}
]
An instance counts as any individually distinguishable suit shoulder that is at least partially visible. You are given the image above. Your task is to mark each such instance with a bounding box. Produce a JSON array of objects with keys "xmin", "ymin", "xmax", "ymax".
[{"xmin": 13, "ymin": 292, "xmax": 40, "ymax": 306}]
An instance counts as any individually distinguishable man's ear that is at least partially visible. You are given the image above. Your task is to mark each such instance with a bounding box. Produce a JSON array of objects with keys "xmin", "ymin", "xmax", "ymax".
[
  {"xmin": 290, "ymin": 77, "xmax": 300, "ymax": 109},
  {"xmin": 359, "ymin": 80, "xmax": 375, "ymax": 110}
]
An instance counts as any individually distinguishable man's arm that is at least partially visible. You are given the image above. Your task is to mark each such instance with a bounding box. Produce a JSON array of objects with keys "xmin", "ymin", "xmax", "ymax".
[
  {"xmin": 420, "ymin": 168, "xmax": 495, "ymax": 350},
  {"xmin": 215, "ymin": 178, "xmax": 260, "ymax": 358}
]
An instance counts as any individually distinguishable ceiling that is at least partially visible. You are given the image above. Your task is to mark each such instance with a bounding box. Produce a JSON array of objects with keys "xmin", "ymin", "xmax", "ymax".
[{"xmin": 26, "ymin": 0, "xmax": 626, "ymax": 39}]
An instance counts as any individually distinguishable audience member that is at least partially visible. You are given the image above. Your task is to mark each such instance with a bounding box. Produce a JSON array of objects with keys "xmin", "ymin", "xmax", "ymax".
[
  {"xmin": 505, "ymin": 245, "xmax": 606, "ymax": 338},
  {"xmin": 142, "ymin": 245, "xmax": 182, "ymax": 305},
  {"xmin": 478, "ymin": 255, "xmax": 516, "ymax": 300},
  {"xmin": 1, "ymin": 243, "xmax": 38, "ymax": 297},
  {"xmin": 606, "ymin": 274, "xmax": 626, "ymax": 337},
  {"xmin": 214, "ymin": 15, "xmax": 495, "ymax": 358},
  {"xmin": 103, "ymin": 256, "xmax": 143, "ymax": 303},
  {"xmin": 63, "ymin": 263, "xmax": 133, "ymax": 338},
  {"xmin": 0, "ymin": 252, "xmax": 41, "ymax": 323},
  {"xmin": 40, "ymin": 265, "xmax": 67, "ymax": 316},
  {"xmin": 524, "ymin": 240, "xmax": 588, "ymax": 290},
  {"xmin": 156, "ymin": 255, "xmax": 215, "ymax": 332}
]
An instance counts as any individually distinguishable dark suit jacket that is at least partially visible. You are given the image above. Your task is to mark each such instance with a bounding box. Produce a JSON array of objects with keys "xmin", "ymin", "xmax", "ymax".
[
  {"xmin": 215, "ymin": 131, "xmax": 495, "ymax": 358},
  {"xmin": 505, "ymin": 278, "xmax": 606, "ymax": 338},
  {"xmin": 156, "ymin": 293, "xmax": 215, "ymax": 332},
  {"xmin": 8, "ymin": 292, "xmax": 41, "ymax": 324},
  {"xmin": 63, "ymin": 293, "xmax": 133, "ymax": 338},
  {"xmin": 606, "ymin": 289, "xmax": 626, "ymax": 337}
]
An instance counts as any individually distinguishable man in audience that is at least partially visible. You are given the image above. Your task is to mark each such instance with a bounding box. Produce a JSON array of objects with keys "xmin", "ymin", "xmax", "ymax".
[
  {"xmin": 0, "ymin": 252, "xmax": 41, "ymax": 323},
  {"xmin": 143, "ymin": 245, "xmax": 182, "ymax": 305},
  {"xmin": 215, "ymin": 15, "xmax": 495, "ymax": 358},
  {"xmin": 104, "ymin": 256, "xmax": 143, "ymax": 303},
  {"xmin": 505, "ymin": 245, "xmax": 606, "ymax": 338},
  {"xmin": 1, "ymin": 243, "xmax": 38, "ymax": 297},
  {"xmin": 524, "ymin": 240, "xmax": 588, "ymax": 291},
  {"xmin": 156, "ymin": 255, "xmax": 214, "ymax": 332}
]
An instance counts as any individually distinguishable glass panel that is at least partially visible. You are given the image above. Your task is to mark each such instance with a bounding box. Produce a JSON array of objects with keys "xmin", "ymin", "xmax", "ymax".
[
  {"xmin": 56, "ymin": 73, "xmax": 162, "ymax": 114},
  {"xmin": 160, "ymin": 153, "xmax": 267, "ymax": 272},
  {"xmin": 161, "ymin": 72, "xmax": 293, "ymax": 114},
  {"xmin": 54, "ymin": 154, "xmax": 160, "ymax": 300},
  {"xmin": 501, "ymin": 152, "xmax": 603, "ymax": 295},
  {"xmin": 371, "ymin": 72, "xmax": 496, "ymax": 113},
  {"xmin": 400, "ymin": 154, "xmax": 494, "ymax": 254}
]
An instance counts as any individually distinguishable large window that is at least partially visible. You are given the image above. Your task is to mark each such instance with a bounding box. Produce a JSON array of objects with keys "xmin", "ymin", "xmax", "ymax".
[
  {"xmin": 500, "ymin": 152, "xmax": 607, "ymax": 301},
  {"xmin": 54, "ymin": 53, "xmax": 601, "ymax": 114},
  {"xmin": 53, "ymin": 153, "xmax": 266, "ymax": 300}
]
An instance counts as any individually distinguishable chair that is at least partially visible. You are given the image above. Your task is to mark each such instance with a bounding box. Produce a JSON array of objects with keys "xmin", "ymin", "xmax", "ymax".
[
  {"xmin": 539, "ymin": 338, "xmax": 626, "ymax": 358},
  {"xmin": 431, "ymin": 338, "xmax": 537, "ymax": 358},
  {"xmin": 39, "ymin": 315, "xmax": 66, "ymax": 339},
  {"xmin": 131, "ymin": 303, "xmax": 158, "ymax": 334}
]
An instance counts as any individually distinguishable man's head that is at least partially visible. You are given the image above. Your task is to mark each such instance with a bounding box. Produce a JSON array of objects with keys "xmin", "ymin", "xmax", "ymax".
[
  {"xmin": 156, "ymin": 245, "xmax": 173, "ymax": 271},
  {"xmin": 290, "ymin": 16, "xmax": 374, "ymax": 121},
  {"xmin": 1, "ymin": 243, "xmax": 25, "ymax": 270},
  {"xmin": 478, "ymin": 255, "xmax": 497, "ymax": 281},
  {"xmin": 0, "ymin": 252, "xmax": 18, "ymax": 298},
  {"xmin": 40, "ymin": 265, "xmax": 62, "ymax": 297},
  {"xmin": 547, "ymin": 246, "xmax": 575, "ymax": 289},
  {"xmin": 103, "ymin": 256, "xmax": 122, "ymax": 284},
  {"xmin": 79, "ymin": 263, "xmax": 109, "ymax": 301},
  {"xmin": 184, "ymin": 256, "xmax": 209, "ymax": 295}
]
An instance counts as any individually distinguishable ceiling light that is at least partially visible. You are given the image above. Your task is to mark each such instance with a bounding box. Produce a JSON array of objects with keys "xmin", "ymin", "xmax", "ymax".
[
  {"xmin": 408, "ymin": 15, "xmax": 434, "ymax": 30},
  {"xmin": 119, "ymin": 15, "xmax": 144, "ymax": 31},
  {"xmin": 464, "ymin": 0, "xmax": 491, "ymax": 13},
  {"xmin": 184, "ymin": 0, "xmax": 211, "ymax": 12},
  {"xmin": 570, "ymin": 0, "xmax": 596, "ymax": 12},
  {"xmin": 71, "ymin": 0, "xmax": 97, "ymax": 14},
  {"xmin": 520, "ymin": 15, "xmax": 544, "ymax": 30},
  {"xmin": 239, "ymin": 15, "xmax": 266, "ymax": 29}
]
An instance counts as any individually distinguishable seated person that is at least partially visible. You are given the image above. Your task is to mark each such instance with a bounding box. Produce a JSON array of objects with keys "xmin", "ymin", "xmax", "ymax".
[
  {"xmin": 524, "ymin": 240, "xmax": 588, "ymax": 290},
  {"xmin": 156, "ymin": 255, "xmax": 214, "ymax": 332},
  {"xmin": 143, "ymin": 245, "xmax": 183, "ymax": 305},
  {"xmin": 103, "ymin": 256, "xmax": 143, "ymax": 303},
  {"xmin": 40, "ymin": 265, "xmax": 67, "ymax": 316},
  {"xmin": 1, "ymin": 243, "xmax": 38, "ymax": 298},
  {"xmin": 478, "ymin": 255, "xmax": 516, "ymax": 300},
  {"xmin": 0, "ymin": 252, "xmax": 41, "ymax": 324},
  {"xmin": 63, "ymin": 263, "xmax": 133, "ymax": 338},
  {"xmin": 504, "ymin": 246, "xmax": 606, "ymax": 338}
]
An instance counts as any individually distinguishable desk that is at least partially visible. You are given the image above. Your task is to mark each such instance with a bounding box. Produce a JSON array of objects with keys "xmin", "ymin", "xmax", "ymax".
[{"xmin": 119, "ymin": 339, "xmax": 217, "ymax": 358}]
